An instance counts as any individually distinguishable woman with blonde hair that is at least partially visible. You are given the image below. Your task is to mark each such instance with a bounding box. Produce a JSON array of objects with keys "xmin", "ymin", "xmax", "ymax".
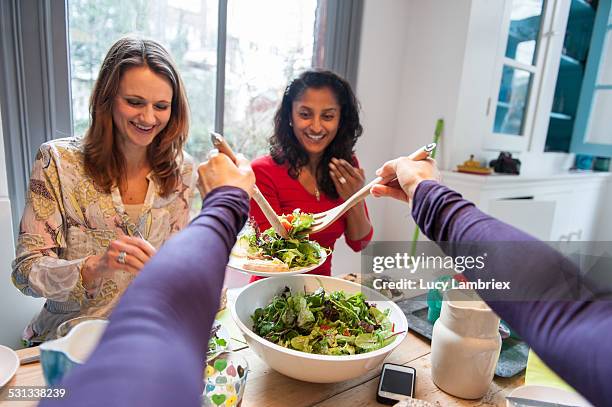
[{"xmin": 12, "ymin": 37, "xmax": 196, "ymax": 345}]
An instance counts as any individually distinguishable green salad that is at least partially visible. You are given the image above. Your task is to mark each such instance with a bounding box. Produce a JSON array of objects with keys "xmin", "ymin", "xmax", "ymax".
[
  {"xmin": 251, "ymin": 287, "xmax": 402, "ymax": 355},
  {"xmin": 238, "ymin": 209, "xmax": 326, "ymax": 269}
]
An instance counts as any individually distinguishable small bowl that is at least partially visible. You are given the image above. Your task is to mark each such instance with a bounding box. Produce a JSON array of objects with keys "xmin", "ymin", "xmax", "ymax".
[
  {"xmin": 56, "ymin": 316, "xmax": 107, "ymax": 338},
  {"xmin": 230, "ymin": 275, "xmax": 408, "ymax": 383},
  {"xmin": 203, "ymin": 351, "xmax": 249, "ymax": 407},
  {"xmin": 40, "ymin": 319, "xmax": 108, "ymax": 386}
]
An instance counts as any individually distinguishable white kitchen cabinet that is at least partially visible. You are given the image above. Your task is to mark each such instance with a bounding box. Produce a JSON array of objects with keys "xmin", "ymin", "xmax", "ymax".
[
  {"xmin": 445, "ymin": 0, "xmax": 612, "ymax": 178},
  {"xmin": 441, "ymin": 170, "xmax": 609, "ymax": 241},
  {"xmin": 446, "ymin": 0, "xmax": 565, "ymax": 171},
  {"xmin": 484, "ymin": 0, "xmax": 612, "ymax": 158}
]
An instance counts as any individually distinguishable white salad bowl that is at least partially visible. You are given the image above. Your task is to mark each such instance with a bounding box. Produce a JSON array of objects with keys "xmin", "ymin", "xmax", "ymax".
[{"xmin": 230, "ymin": 275, "xmax": 408, "ymax": 383}]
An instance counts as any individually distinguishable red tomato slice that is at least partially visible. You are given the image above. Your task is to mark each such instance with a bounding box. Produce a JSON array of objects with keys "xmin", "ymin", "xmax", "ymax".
[{"xmin": 281, "ymin": 219, "xmax": 292, "ymax": 232}]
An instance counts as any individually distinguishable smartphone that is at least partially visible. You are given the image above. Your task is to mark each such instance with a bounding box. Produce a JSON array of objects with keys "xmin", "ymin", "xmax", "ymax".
[{"xmin": 376, "ymin": 363, "xmax": 416, "ymax": 405}]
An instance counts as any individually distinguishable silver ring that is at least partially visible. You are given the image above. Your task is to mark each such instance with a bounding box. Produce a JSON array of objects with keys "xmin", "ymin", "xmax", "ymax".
[
  {"xmin": 338, "ymin": 176, "xmax": 347, "ymax": 184},
  {"xmin": 117, "ymin": 251, "xmax": 127, "ymax": 264}
]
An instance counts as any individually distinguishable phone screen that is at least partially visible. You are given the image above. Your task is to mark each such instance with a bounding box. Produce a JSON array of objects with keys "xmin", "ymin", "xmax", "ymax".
[{"xmin": 381, "ymin": 369, "xmax": 414, "ymax": 396}]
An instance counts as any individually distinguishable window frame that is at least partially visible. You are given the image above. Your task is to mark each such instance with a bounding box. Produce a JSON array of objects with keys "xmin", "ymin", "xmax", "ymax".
[
  {"xmin": 0, "ymin": 0, "xmax": 72, "ymax": 234},
  {"xmin": 484, "ymin": 0, "xmax": 554, "ymax": 153},
  {"xmin": 570, "ymin": 0, "xmax": 612, "ymax": 156}
]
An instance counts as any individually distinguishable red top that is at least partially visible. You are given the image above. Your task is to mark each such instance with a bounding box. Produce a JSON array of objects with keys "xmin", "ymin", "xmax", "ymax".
[{"xmin": 249, "ymin": 155, "xmax": 374, "ymax": 280}]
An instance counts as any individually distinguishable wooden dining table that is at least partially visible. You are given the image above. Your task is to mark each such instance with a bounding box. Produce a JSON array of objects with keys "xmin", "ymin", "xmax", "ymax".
[{"xmin": 0, "ymin": 313, "xmax": 524, "ymax": 407}]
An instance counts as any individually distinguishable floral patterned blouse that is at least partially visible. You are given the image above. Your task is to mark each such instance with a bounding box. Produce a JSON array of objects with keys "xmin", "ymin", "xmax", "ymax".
[{"xmin": 11, "ymin": 137, "xmax": 197, "ymax": 343}]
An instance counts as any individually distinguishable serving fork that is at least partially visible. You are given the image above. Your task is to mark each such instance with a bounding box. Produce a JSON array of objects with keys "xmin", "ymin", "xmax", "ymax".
[
  {"xmin": 306, "ymin": 143, "xmax": 436, "ymax": 234},
  {"xmin": 210, "ymin": 132, "xmax": 289, "ymax": 238}
]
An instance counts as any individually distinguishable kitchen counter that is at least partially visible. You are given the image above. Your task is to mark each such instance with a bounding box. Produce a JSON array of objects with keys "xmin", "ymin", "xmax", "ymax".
[{"xmin": 441, "ymin": 169, "xmax": 611, "ymax": 188}]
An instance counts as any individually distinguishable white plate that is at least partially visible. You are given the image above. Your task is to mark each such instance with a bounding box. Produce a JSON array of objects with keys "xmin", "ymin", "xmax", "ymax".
[
  {"xmin": 506, "ymin": 385, "xmax": 593, "ymax": 407},
  {"xmin": 0, "ymin": 345, "xmax": 19, "ymax": 388},
  {"xmin": 227, "ymin": 247, "xmax": 327, "ymax": 277}
]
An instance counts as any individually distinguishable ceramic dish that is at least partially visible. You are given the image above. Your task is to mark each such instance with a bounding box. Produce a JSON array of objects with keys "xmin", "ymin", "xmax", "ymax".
[
  {"xmin": 0, "ymin": 345, "xmax": 19, "ymax": 387},
  {"xmin": 230, "ymin": 274, "xmax": 408, "ymax": 383},
  {"xmin": 226, "ymin": 246, "xmax": 327, "ymax": 277},
  {"xmin": 506, "ymin": 385, "xmax": 593, "ymax": 407},
  {"xmin": 40, "ymin": 319, "xmax": 108, "ymax": 386}
]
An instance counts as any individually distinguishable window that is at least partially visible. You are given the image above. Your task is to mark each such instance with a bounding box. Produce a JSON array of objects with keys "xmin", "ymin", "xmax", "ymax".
[
  {"xmin": 67, "ymin": 0, "xmax": 316, "ymax": 162},
  {"xmin": 0, "ymin": 0, "xmax": 362, "ymax": 232},
  {"xmin": 223, "ymin": 0, "xmax": 317, "ymax": 158}
]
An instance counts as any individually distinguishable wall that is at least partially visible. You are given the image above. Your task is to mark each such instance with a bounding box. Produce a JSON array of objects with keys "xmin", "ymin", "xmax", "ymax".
[
  {"xmin": 0, "ymin": 111, "xmax": 45, "ymax": 348},
  {"xmin": 330, "ymin": 0, "xmax": 410, "ymax": 275},
  {"xmin": 449, "ymin": 0, "xmax": 506, "ymax": 173},
  {"xmin": 332, "ymin": 0, "xmax": 477, "ymax": 271},
  {"xmin": 381, "ymin": 0, "xmax": 474, "ymax": 242}
]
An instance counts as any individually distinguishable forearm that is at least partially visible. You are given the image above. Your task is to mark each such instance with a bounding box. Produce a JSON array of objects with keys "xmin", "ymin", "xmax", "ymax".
[
  {"xmin": 344, "ymin": 202, "xmax": 372, "ymax": 241},
  {"xmin": 411, "ymin": 180, "xmax": 612, "ymax": 406},
  {"xmin": 43, "ymin": 186, "xmax": 250, "ymax": 407},
  {"xmin": 411, "ymin": 181, "xmax": 605, "ymax": 307}
]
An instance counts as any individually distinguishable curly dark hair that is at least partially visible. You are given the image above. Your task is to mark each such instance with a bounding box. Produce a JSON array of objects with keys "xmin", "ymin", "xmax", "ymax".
[{"xmin": 269, "ymin": 70, "xmax": 363, "ymax": 199}]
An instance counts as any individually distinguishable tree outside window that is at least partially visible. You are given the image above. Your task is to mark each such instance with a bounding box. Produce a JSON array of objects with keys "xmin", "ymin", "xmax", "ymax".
[{"xmin": 68, "ymin": 0, "xmax": 318, "ymax": 162}]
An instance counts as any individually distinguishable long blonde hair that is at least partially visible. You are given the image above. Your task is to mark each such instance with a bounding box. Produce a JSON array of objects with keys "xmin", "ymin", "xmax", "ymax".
[{"xmin": 83, "ymin": 37, "xmax": 189, "ymax": 197}]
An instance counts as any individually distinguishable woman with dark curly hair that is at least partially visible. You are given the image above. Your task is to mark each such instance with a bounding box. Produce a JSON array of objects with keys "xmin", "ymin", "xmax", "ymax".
[
  {"xmin": 249, "ymin": 70, "xmax": 373, "ymax": 277},
  {"xmin": 12, "ymin": 37, "xmax": 196, "ymax": 344}
]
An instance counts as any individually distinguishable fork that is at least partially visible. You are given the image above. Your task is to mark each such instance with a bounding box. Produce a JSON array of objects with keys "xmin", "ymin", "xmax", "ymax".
[
  {"xmin": 210, "ymin": 132, "xmax": 289, "ymax": 238},
  {"xmin": 133, "ymin": 219, "xmax": 146, "ymax": 240},
  {"xmin": 307, "ymin": 143, "xmax": 437, "ymax": 234}
]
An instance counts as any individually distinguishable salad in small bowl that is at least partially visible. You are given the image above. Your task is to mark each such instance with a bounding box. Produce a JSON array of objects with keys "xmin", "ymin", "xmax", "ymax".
[{"xmin": 228, "ymin": 210, "xmax": 329, "ymax": 277}]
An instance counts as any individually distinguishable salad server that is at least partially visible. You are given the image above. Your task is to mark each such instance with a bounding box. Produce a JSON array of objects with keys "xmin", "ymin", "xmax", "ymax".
[
  {"xmin": 210, "ymin": 132, "xmax": 289, "ymax": 238},
  {"xmin": 307, "ymin": 143, "xmax": 436, "ymax": 234}
]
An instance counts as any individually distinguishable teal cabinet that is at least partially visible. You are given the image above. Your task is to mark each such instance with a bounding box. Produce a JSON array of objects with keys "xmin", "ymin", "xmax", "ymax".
[
  {"xmin": 545, "ymin": 0, "xmax": 612, "ymax": 157},
  {"xmin": 570, "ymin": 0, "xmax": 612, "ymax": 156}
]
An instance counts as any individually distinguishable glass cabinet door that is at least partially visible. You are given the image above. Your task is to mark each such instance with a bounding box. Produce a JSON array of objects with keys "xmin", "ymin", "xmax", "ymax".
[
  {"xmin": 570, "ymin": 0, "xmax": 612, "ymax": 157},
  {"xmin": 487, "ymin": 0, "xmax": 549, "ymax": 151},
  {"xmin": 543, "ymin": 0, "xmax": 597, "ymax": 153}
]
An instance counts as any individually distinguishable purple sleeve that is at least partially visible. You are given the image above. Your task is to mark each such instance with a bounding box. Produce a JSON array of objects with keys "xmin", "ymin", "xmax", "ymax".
[
  {"xmin": 412, "ymin": 180, "xmax": 612, "ymax": 407},
  {"xmin": 41, "ymin": 186, "xmax": 249, "ymax": 407}
]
